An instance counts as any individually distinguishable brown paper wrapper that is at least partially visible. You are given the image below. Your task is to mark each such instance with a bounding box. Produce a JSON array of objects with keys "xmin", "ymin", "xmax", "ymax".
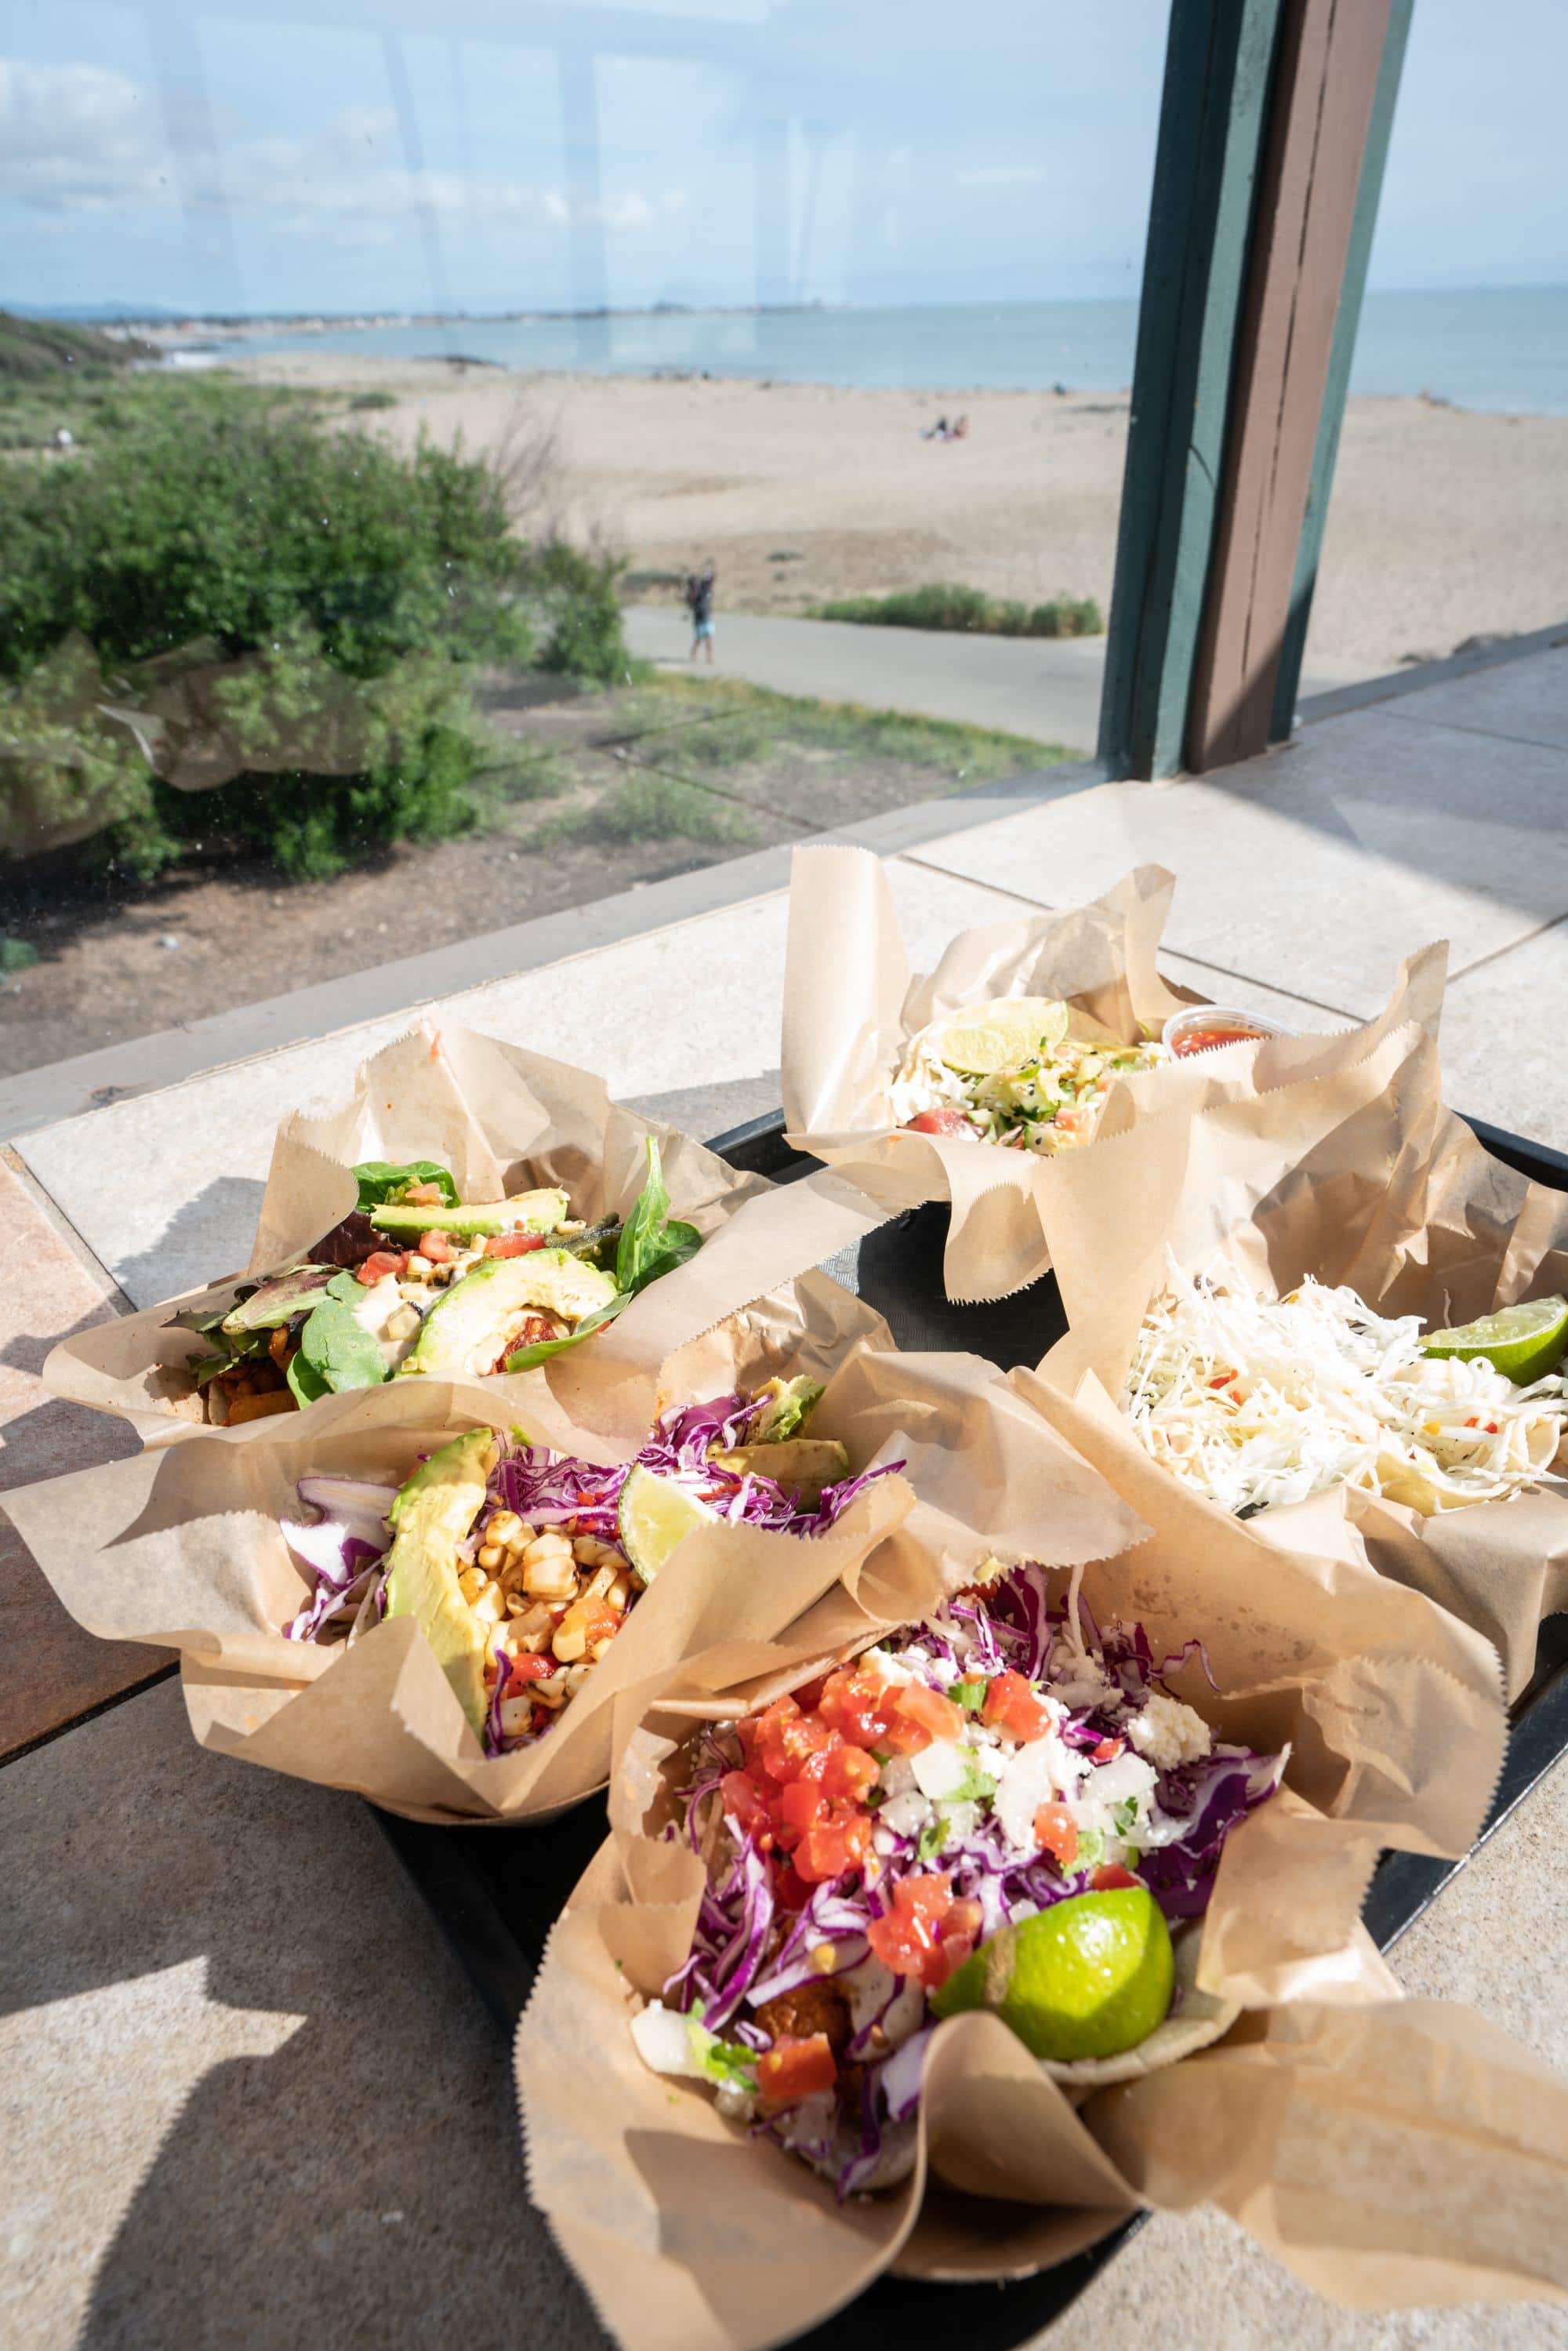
[
  {"xmin": 39, "ymin": 1018, "xmax": 780, "ymax": 1442},
  {"xmin": 5, "ymin": 1311, "xmax": 924, "ymax": 1825},
  {"xmin": 517, "ymin": 1550, "xmax": 1549, "ymax": 2351},
  {"xmin": 1030, "ymin": 1019, "xmax": 1568, "ymax": 1697},
  {"xmin": 779, "ymin": 845, "xmax": 1444, "ymax": 1303}
]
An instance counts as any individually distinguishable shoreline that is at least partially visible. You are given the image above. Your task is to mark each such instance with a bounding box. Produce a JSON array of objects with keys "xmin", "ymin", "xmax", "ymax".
[{"xmin": 211, "ymin": 351, "xmax": 1568, "ymax": 680}]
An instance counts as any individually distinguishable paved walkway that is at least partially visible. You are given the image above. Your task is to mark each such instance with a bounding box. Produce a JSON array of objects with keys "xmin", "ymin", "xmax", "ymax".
[
  {"xmin": 625, "ymin": 604, "xmax": 1367, "ymax": 752},
  {"xmin": 5, "ymin": 626, "xmax": 1568, "ymax": 2348}
]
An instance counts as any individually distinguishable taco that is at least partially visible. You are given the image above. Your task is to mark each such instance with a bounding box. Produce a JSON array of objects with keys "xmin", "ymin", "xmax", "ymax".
[{"xmin": 632, "ymin": 1558, "xmax": 1281, "ymax": 2193}]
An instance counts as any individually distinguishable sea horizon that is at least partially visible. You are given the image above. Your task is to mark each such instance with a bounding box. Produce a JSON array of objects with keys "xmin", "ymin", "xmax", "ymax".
[{"xmin": 62, "ymin": 283, "xmax": 1568, "ymax": 416}]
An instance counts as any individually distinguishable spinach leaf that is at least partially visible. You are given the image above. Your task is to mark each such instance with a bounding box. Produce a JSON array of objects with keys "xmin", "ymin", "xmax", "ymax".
[
  {"xmin": 296, "ymin": 1270, "xmax": 390, "ymax": 1394},
  {"xmin": 286, "ymin": 1351, "xmax": 332, "ymax": 1408},
  {"xmin": 615, "ymin": 1138, "xmax": 702, "ymax": 1299},
  {"xmin": 503, "ymin": 1298, "xmax": 627, "ymax": 1374},
  {"xmin": 352, "ymin": 1159, "xmax": 459, "ymax": 1212}
]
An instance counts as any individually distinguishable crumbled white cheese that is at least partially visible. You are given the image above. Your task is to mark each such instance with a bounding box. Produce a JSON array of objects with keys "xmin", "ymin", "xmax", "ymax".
[{"xmin": 1127, "ymin": 1688, "xmax": 1213, "ymax": 1771}]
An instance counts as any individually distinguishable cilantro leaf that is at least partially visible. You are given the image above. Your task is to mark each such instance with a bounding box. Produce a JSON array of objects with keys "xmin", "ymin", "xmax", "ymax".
[
  {"xmin": 916, "ymin": 1814, "xmax": 949, "ymax": 1863},
  {"xmin": 947, "ymin": 1758, "xmax": 998, "ymax": 1804},
  {"xmin": 950, "ymin": 1679, "xmax": 987, "ymax": 1713}
]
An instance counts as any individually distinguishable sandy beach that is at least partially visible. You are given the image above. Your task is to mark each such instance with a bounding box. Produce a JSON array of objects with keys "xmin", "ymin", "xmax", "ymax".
[{"xmin": 231, "ymin": 351, "xmax": 1568, "ymax": 683}]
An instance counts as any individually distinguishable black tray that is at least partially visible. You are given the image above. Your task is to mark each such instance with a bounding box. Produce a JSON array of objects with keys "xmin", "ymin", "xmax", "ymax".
[{"xmin": 376, "ymin": 1108, "xmax": 1568, "ymax": 2349}]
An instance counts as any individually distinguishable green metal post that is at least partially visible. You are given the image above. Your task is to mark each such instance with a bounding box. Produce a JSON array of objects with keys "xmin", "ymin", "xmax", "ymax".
[
  {"xmin": 1098, "ymin": 0, "xmax": 1283, "ymax": 780},
  {"xmin": 1269, "ymin": 0, "xmax": 1414, "ymax": 739}
]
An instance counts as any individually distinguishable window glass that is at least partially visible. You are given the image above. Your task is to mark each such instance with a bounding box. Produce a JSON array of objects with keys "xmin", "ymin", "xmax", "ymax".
[
  {"xmin": 0, "ymin": 1, "xmax": 1163, "ymax": 1075},
  {"xmin": 1304, "ymin": 0, "xmax": 1568, "ymax": 687}
]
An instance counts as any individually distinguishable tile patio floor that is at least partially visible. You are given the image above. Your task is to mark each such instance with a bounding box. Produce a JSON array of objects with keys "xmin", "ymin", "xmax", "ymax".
[{"xmin": 4, "ymin": 627, "xmax": 1567, "ymax": 2349}]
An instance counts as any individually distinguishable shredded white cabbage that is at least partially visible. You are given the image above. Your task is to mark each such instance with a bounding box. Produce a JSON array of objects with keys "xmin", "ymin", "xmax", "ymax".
[{"xmin": 1123, "ymin": 1252, "xmax": 1567, "ymax": 1517}]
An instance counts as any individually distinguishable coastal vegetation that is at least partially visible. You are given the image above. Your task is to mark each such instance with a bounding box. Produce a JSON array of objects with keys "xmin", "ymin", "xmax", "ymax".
[
  {"xmin": 812, "ymin": 583, "xmax": 1102, "ymax": 638},
  {"xmin": 0, "ymin": 367, "xmax": 630, "ymax": 881}
]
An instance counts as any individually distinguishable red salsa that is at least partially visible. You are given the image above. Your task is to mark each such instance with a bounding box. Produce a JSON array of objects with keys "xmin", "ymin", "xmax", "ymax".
[{"xmin": 1170, "ymin": 1022, "xmax": 1269, "ymax": 1057}]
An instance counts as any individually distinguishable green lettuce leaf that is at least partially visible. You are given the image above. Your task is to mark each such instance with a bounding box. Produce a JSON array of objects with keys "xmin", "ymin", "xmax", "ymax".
[{"xmin": 352, "ymin": 1159, "xmax": 459, "ymax": 1212}]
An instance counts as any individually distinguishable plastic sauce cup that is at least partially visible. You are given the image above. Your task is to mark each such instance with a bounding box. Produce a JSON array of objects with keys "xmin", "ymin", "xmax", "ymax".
[{"xmin": 1162, "ymin": 1005, "xmax": 1297, "ymax": 1057}]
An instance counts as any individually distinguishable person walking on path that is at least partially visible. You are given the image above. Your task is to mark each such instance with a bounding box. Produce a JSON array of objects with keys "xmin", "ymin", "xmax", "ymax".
[{"xmin": 684, "ymin": 563, "xmax": 717, "ymax": 663}]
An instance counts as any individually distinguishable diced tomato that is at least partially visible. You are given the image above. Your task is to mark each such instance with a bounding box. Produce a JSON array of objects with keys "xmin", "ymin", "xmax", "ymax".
[
  {"xmin": 419, "ymin": 1230, "xmax": 456, "ymax": 1263},
  {"xmin": 485, "ymin": 1230, "xmax": 549, "ymax": 1258},
  {"xmin": 821, "ymin": 1742, "xmax": 878, "ymax": 1804},
  {"xmin": 1089, "ymin": 1736, "xmax": 1124, "ymax": 1764},
  {"xmin": 401, "ymin": 1180, "xmax": 447, "ymax": 1207},
  {"xmin": 719, "ymin": 1770, "xmax": 769, "ymax": 1834},
  {"xmin": 930, "ymin": 1895, "xmax": 984, "ymax": 1986},
  {"xmin": 355, "ymin": 1249, "xmax": 408, "ymax": 1285},
  {"xmin": 777, "ymin": 1779, "xmax": 827, "ymax": 1846},
  {"xmin": 753, "ymin": 1695, "xmax": 837, "ymax": 1784},
  {"xmin": 1033, "ymin": 1803, "xmax": 1080, "ymax": 1868},
  {"xmin": 818, "ymin": 1666, "xmax": 895, "ymax": 1751},
  {"xmin": 1091, "ymin": 1863, "xmax": 1142, "ymax": 1891},
  {"xmin": 757, "ymin": 2033, "xmax": 837, "ymax": 2109},
  {"xmin": 772, "ymin": 1861, "xmax": 813, "ymax": 1910},
  {"xmin": 866, "ymin": 1873, "xmax": 955, "ymax": 1986},
  {"xmin": 982, "ymin": 1670, "xmax": 1051, "ymax": 1743},
  {"xmin": 881, "ymin": 1681, "xmax": 964, "ymax": 1755},
  {"xmin": 797, "ymin": 1804, "xmax": 871, "ymax": 1884},
  {"xmin": 506, "ymin": 1652, "xmax": 556, "ymax": 1684},
  {"xmin": 902, "ymin": 1107, "xmax": 975, "ymax": 1137},
  {"xmin": 792, "ymin": 1673, "xmax": 828, "ymax": 1712}
]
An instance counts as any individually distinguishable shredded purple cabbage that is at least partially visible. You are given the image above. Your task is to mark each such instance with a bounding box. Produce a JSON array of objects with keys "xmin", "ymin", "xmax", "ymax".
[
  {"xmin": 282, "ymin": 1387, "xmax": 896, "ymax": 1761},
  {"xmin": 654, "ymin": 1560, "xmax": 1284, "ymax": 2202}
]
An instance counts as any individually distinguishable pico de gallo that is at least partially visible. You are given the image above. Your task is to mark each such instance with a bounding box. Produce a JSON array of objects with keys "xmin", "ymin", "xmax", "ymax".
[{"xmin": 632, "ymin": 1561, "xmax": 1283, "ymax": 2196}]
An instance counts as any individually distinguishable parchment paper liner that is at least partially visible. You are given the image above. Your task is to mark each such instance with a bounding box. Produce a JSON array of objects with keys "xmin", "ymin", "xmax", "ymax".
[
  {"xmin": 40, "ymin": 1016, "xmax": 794, "ymax": 1443},
  {"xmin": 1027, "ymin": 1018, "xmax": 1568, "ymax": 1698},
  {"xmin": 780, "ymin": 845, "xmax": 1446, "ymax": 1305},
  {"xmin": 516, "ymin": 1550, "xmax": 1549, "ymax": 2351},
  {"xmin": 6, "ymin": 1267, "xmax": 1152, "ymax": 1824}
]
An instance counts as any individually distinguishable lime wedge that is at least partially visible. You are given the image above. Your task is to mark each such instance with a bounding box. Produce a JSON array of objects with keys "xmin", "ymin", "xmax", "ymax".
[
  {"xmin": 1421, "ymin": 1295, "xmax": 1568, "ymax": 1386},
  {"xmin": 616, "ymin": 1463, "xmax": 719, "ymax": 1586},
  {"xmin": 931, "ymin": 996, "xmax": 1072, "ymax": 1077},
  {"xmin": 930, "ymin": 1888, "xmax": 1173, "ymax": 2061}
]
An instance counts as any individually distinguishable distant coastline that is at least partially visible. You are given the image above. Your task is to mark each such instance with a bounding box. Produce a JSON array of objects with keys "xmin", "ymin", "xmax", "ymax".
[{"xmin": 9, "ymin": 285, "xmax": 1568, "ymax": 413}]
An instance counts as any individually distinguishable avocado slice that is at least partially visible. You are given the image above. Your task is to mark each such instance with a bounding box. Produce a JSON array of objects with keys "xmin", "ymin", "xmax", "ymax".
[
  {"xmin": 709, "ymin": 1437, "xmax": 850, "ymax": 1503},
  {"xmin": 745, "ymin": 1375, "xmax": 826, "ymax": 1444},
  {"xmin": 383, "ymin": 1426, "xmax": 496, "ymax": 1736},
  {"xmin": 395, "ymin": 1249, "xmax": 618, "ymax": 1380},
  {"xmin": 369, "ymin": 1187, "xmax": 569, "ymax": 1242}
]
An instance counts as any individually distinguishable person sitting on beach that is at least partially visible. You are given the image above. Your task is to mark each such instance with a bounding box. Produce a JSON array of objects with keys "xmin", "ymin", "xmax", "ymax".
[
  {"xmin": 950, "ymin": 413, "xmax": 969, "ymax": 440},
  {"xmin": 920, "ymin": 415, "xmax": 951, "ymax": 441},
  {"xmin": 684, "ymin": 564, "xmax": 717, "ymax": 664}
]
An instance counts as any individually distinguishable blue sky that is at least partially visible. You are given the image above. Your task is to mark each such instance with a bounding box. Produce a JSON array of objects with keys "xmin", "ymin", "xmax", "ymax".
[{"xmin": 1, "ymin": 0, "xmax": 1564, "ymax": 318}]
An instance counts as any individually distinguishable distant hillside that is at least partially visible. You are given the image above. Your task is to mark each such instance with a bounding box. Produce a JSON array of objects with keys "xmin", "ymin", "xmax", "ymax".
[{"xmin": 0, "ymin": 310, "xmax": 155, "ymax": 380}]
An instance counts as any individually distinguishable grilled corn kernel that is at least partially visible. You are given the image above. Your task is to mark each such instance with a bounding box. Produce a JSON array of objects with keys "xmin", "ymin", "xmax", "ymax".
[
  {"xmin": 583, "ymin": 1563, "xmax": 618, "ymax": 1601},
  {"xmin": 590, "ymin": 1636, "xmax": 616, "ymax": 1663},
  {"xmin": 521, "ymin": 1550, "xmax": 576, "ymax": 1601},
  {"xmin": 562, "ymin": 1664, "xmax": 592, "ymax": 1698},
  {"xmin": 524, "ymin": 1530, "xmax": 572, "ymax": 1562},
  {"xmin": 604, "ymin": 1573, "xmax": 633, "ymax": 1615},
  {"xmin": 551, "ymin": 1622, "xmax": 588, "ymax": 1663},
  {"xmin": 458, "ymin": 1568, "xmax": 488, "ymax": 1604},
  {"xmin": 572, "ymin": 1535, "xmax": 603, "ymax": 1564},
  {"xmin": 471, "ymin": 1583, "xmax": 506, "ymax": 1627},
  {"xmin": 405, "ymin": 1253, "xmax": 433, "ymax": 1277},
  {"xmin": 488, "ymin": 1510, "xmax": 523, "ymax": 1548},
  {"xmin": 476, "ymin": 1543, "xmax": 503, "ymax": 1571}
]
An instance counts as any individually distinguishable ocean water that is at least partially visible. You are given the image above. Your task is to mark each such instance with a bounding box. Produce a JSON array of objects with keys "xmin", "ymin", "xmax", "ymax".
[{"xmin": 231, "ymin": 284, "xmax": 1568, "ymax": 415}]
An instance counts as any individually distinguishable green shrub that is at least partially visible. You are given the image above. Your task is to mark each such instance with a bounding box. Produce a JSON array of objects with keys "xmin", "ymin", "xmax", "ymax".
[
  {"xmin": 0, "ymin": 378, "xmax": 630, "ymax": 876},
  {"xmin": 347, "ymin": 388, "xmax": 398, "ymax": 412},
  {"xmin": 534, "ymin": 539, "xmax": 630, "ymax": 685},
  {"xmin": 813, "ymin": 583, "xmax": 1102, "ymax": 638}
]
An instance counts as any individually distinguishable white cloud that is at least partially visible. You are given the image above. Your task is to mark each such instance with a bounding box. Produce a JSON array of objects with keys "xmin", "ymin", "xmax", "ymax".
[
  {"xmin": 0, "ymin": 57, "xmax": 673, "ymax": 246},
  {"xmin": 955, "ymin": 164, "xmax": 1045, "ymax": 187}
]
